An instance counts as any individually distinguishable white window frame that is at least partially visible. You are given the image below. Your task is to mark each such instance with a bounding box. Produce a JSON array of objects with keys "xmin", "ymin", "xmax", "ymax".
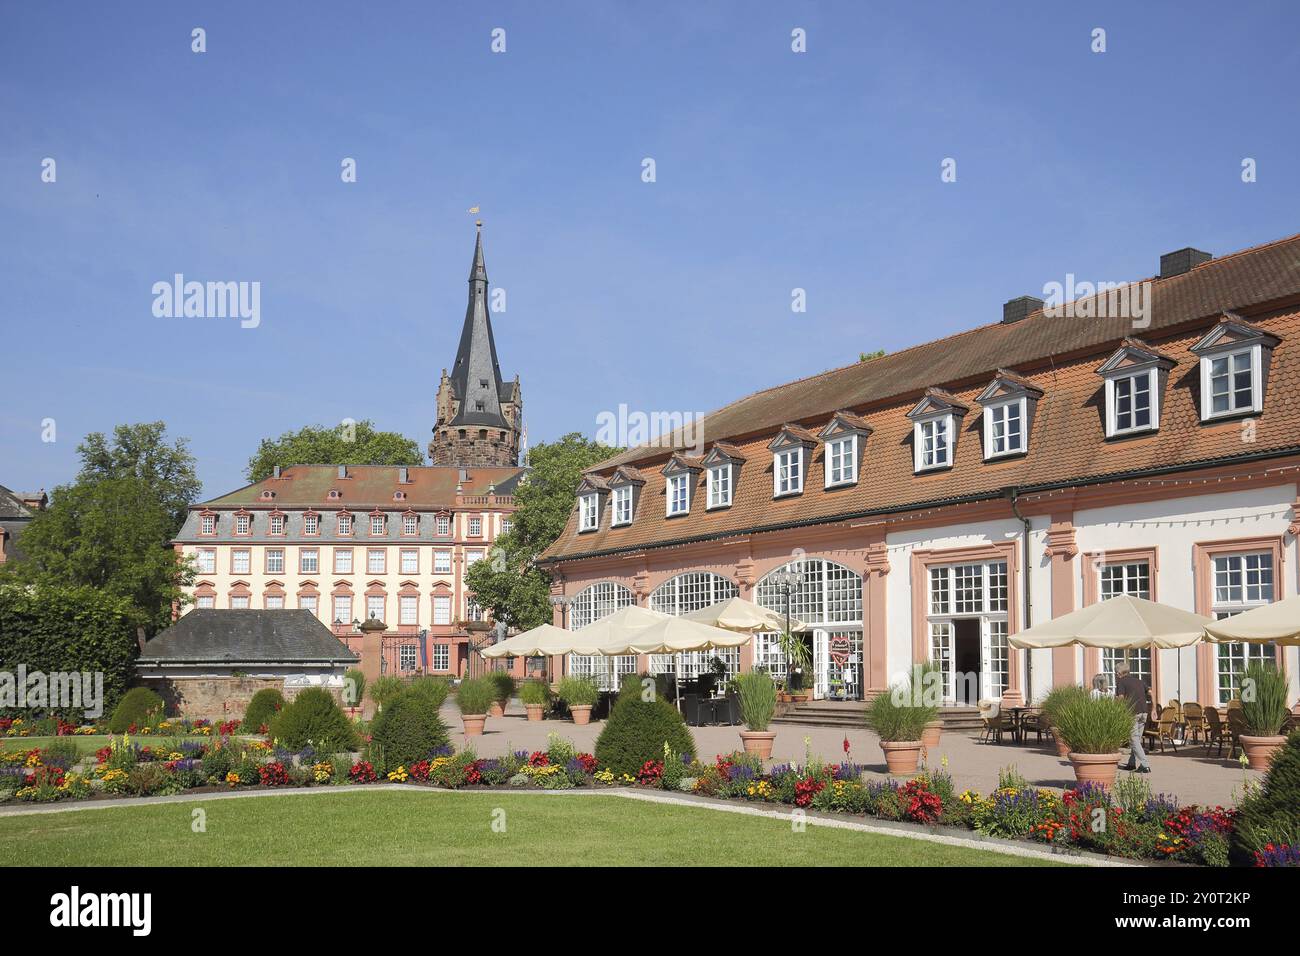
[
  {"xmin": 337, "ymin": 513, "xmax": 353, "ymax": 535},
  {"xmin": 773, "ymin": 446, "xmax": 804, "ymax": 497},
  {"xmin": 367, "ymin": 548, "xmax": 386, "ymax": 574},
  {"xmin": 399, "ymin": 594, "xmax": 419, "ymax": 626},
  {"xmin": 982, "ymin": 397, "xmax": 1026, "ymax": 459},
  {"xmin": 266, "ymin": 548, "xmax": 284, "ymax": 574},
  {"xmin": 707, "ymin": 463, "xmax": 733, "ymax": 508},
  {"xmin": 1211, "ymin": 550, "xmax": 1276, "ymax": 705},
  {"xmin": 1104, "ymin": 369, "xmax": 1158, "ymax": 437},
  {"xmin": 1199, "ymin": 344, "xmax": 1262, "ymax": 421},
  {"xmin": 579, "ymin": 493, "xmax": 600, "ymax": 531},
  {"xmin": 235, "ymin": 514, "xmax": 250, "ymax": 535},
  {"xmin": 334, "ymin": 549, "xmax": 353, "ymax": 574},
  {"xmin": 432, "ymin": 643, "xmax": 450, "ymax": 670},
  {"xmin": 200, "ymin": 514, "xmax": 215, "ymax": 535},
  {"xmin": 434, "ymin": 515, "xmax": 451, "ymax": 536},
  {"xmin": 433, "ymin": 550, "xmax": 452, "ymax": 574},
  {"xmin": 264, "ymin": 594, "xmax": 285, "ymax": 610},
  {"xmin": 370, "ymin": 514, "xmax": 386, "ymax": 536},
  {"xmin": 366, "ymin": 594, "xmax": 385, "ymax": 621},
  {"xmin": 611, "ymin": 485, "xmax": 633, "ymax": 526},
  {"xmin": 299, "ymin": 548, "xmax": 319, "ymax": 574},
  {"xmin": 230, "ymin": 595, "xmax": 250, "ymax": 610},
  {"xmin": 303, "ymin": 513, "xmax": 319, "ymax": 535},
  {"xmin": 467, "ymin": 550, "xmax": 484, "ymax": 567},
  {"xmin": 332, "ymin": 595, "xmax": 351, "ymax": 623},
  {"xmin": 400, "ymin": 548, "xmax": 419, "ymax": 574},
  {"xmin": 299, "ymin": 594, "xmax": 318, "ymax": 616},
  {"xmin": 399, "ymin": 644, "xmax": 418, "ymax": 671},
  {"xmin": 402, "ymin": 514, "xmax": 418, "ymax": 536},
  {"xmin": 231, "ymin": 548, "xmax": 251, "ymax": 575},
  {"xmin": 195, "ymin": 548, "xmax": 216, "ymax": 574},
  {"xmin": 824, "ymin": 435, "xmax": 858, "ymax": 488},
  {"xmin": 269, "ymin": 514, "xmax": 285, "ymax": 535},
  {"xmin": 196, "ymin": 595, "xmax": 215, "ymax": 609},
  {"xmin": 913, "ymin": 415, "xmax": 953, "ymax": 472},
  {"xmin": 433, "ymin": 595, "xmax": 451, "ymax": 625},
  {"xmin": 468, "ymin": 516, "xmax": 482, "ymax": 536},
  {"xmin": 666, "ymin": 474, "xmax": 691, "ymax": 516}
]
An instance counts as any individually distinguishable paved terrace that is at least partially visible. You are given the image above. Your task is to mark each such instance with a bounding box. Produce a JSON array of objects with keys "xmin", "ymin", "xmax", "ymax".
[{"xmin": 437, "ymin": 702, "xmax": 1262, "ymax": 808}]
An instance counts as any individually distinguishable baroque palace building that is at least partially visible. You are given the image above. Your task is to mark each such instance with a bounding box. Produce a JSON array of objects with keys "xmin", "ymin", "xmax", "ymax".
[
  {"xmin": 539, "ymin": 234, "xmax": 1300, "ymax": 710},
  {"xmin": 174, "ymin": 229, "xmax": 526, "ymax": 677}
]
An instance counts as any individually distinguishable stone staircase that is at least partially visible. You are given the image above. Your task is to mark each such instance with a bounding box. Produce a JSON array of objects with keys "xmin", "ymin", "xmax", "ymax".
[{"xmin": 771, "ymin": 699, "xmax": 983, "ymax": 731}]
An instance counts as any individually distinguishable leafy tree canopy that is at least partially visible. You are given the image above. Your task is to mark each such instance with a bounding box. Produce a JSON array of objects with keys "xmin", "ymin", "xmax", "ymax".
[
  {"xmin": 245, "ymin": 420, "xmax": 424, "ymax": 483},
  {"xmin": 464, "ymin": 433, "xmax": 619, "ymax": 631},
  {"xmin": 2, "ymin": 422, "xmax": 199, "ymax": 630}
]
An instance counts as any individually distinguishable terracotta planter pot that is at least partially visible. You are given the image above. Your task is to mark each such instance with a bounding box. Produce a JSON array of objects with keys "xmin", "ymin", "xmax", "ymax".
[
  {"xmin": 1239, "ymin": 734, "xmax": 1287, "ymax": 771},
  {"xmin": 921, "ymin": 720, "xmax": 943, "ymax": 748},
  {"xmin": 525, "ymin": 704, "xmax": 544, "ymax": 722},
  {"xmin": 1053, "ymin": 733, "xmax": 1071, "ymax": 758},
  {"xmin": 880, "ymin": 740, "xmax": 923, "ymax": 775},
  {"xmin": 1068, "ymin": 752, "xmax": 1120, "ymax": 789},
  {"xmin": 488, "ymin": 701, "xmax": 506, "ymax": 718},
  {"xmin": 461, "ymin": 714, "xmax": 486, "ymax": 736},
  {"xmin": 570, "ymin": 705, "xmax": 593, "ymax": 726},
  {"xmin": 739, "ymin": 730, "xmax": 776, "ymax": 760}
]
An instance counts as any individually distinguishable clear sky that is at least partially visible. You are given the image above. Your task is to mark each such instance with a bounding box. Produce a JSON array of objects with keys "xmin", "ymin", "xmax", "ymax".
[{"xmin": 2, "ymin": 1, "xmax": 1298, "ymax": 499}]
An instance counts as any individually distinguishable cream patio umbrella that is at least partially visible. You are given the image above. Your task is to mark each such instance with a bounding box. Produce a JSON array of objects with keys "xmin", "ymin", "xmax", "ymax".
[
  {"xmin": 1007, "ymin": 595, "xmax": 1210, "ymax": 651},
  {"xmin": 480, "ymin": 624, "xmax": 610, "ymax": 659},
  {"xmin": 682, "ymin": 596, "xmax": 805, "ymax": 634},
  {"xmin": 1203, "ymin": 594, "xmax": 1300, "ymax": 645}
]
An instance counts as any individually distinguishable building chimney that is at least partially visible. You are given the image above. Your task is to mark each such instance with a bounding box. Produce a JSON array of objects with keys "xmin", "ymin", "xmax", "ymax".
[
  {"xmin": 272, "ymin": 465, "xmax": 281, "ymax": 479},
  {"xmin": 1002, "ymin": 295, "xmax": 1044, "ymax": 324},
  {"xmin": 398, "ymin": 466, "xmax": 409, "ymax": 484},
  {"xmin": 1159, "ymin": 247, "xmax": 1212, "ymax": 279},
  {"xmin": 337, "ymin": 465, "xmax": 348, "ymax": 479}
]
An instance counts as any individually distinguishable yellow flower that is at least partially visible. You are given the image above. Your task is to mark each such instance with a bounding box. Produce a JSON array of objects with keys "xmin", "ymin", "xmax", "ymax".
[{"xmin": 225, "ymin": 772, "xmax": 240, "ymax": 786}]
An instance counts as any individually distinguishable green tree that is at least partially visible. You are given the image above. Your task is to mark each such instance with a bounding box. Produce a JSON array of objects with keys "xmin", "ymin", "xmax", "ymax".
[
  {"xmin": 464, "ymin": 433, "xmax": 619, "ymax": 630},
  {"xmin": 245, "ymin": 420, "xmax": 423, "ymax": 482},
  {"xmin": 859, "ymin": 349, "xmax": 886, "ymax": 363},
  {"xmin": 2, "ymin": 422, "xmax": 199, "ymax": 630}
]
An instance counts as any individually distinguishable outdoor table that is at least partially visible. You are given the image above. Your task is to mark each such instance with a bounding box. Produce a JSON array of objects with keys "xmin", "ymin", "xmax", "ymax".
[{"xmin": 1006, "ymin": 706, "xmax": 1029, "ymax": 743}]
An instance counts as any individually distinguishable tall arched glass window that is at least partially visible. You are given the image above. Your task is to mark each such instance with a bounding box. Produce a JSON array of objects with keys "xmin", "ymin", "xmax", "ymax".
[
  {"xmin": 648, "ymin": 572, "xmax": 740, "ymax": 678},
  {"xmin": 756, "ymin": 558, "xmax": 863, "ymax": 699},
  {"xmin": 568, "ymin": 582, "xmax": 635, "ymax": 690}
]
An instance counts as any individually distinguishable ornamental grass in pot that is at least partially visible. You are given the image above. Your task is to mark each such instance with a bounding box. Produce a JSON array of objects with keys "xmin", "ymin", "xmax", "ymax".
[
  {"xmin": 1239, "ymin": 662, "xmax": 1290, "ymax": 770},
  {"xmin": 864, "ymin": 668, "xmax": 939, "ymax": 775},
  {"xmin": 1041, "ymin": 684, "xmax": 1089, "ymax": 758},
  {"xmin": 914, "ymin": 662, "xmax": 945, "ymax": 748},
  {"xmin": 487, "ymin": 672, "xmax": 516, "ymax": 718},
  {"xmin": 519, "ymin": 680, "xmax": 551, "ymax": 722},
  {"xmin": 558, "ymin": 676, "xmax": 599, "ymax": 725},
  {"xmin": 733, "ymin": 671, "xmax": 778, "ymax": 759},
  {"xmin": 455, "ymin": 677, "xmax": 495, "ymax": 736},
  {"xmin": 1053, "ymin": 694, "xmax": 1134, "ymax": 789}
]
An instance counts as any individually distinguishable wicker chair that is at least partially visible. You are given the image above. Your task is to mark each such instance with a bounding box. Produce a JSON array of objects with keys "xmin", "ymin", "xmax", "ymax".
[
  {"xmin": 1226, "ymin": 706, "xmax": 1248, "ymax": 759},
  {"xmin": 1143, "ymin": 705, "xmax": 1181, "ymax": 753},
  {"xmin": 977, "ymin": 699, "xmax": 1016, "ymax": 744},
  {"xmin": 1182, "ymin": 702, "xmax": 1205, "ymax": 744},
  {"xmin": 1203, "ymin": 706, "xmax": 1229, "ymax": 757},
  {"xmin": 1019, "ymin": 710, "xmax": 1048, "ymax": 743}
]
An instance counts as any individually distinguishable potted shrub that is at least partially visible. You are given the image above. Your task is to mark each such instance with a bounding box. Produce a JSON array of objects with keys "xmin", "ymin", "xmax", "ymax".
[
  {"xmin": 519, "ymin": 680, "xmax": 550, "ymax": 722},
  {"xmin": 1239, "ymin": 662, "xmax": 1290, "ymax": 770},
  {"xmin": 456, "ymin": 677, "xmax": 495, "ymax": 736},
  {"xmin": 864, "ymin": 669, "xmax": 938, "ymax": 774},
  {"xmin": 778, "ymin": 631, "xmax": 812, "ymax": 702},
  {"xmin": 1054, "ymin": 694, "xmax": 1134, "ymax": 789},
  {"xmin": 558, "ymin": 676, "xmax": 599, "ymax": 725},
  {"xmin": 733, "ymin": 671, "xmax": 778, "ymax": 759},
  {"xmin": 487, "ymin": 672, "xmax": 516, "ymax": 718},
  {"xmin": 1041, "ymin": 684, "xmax": 1089, "ymax": 758}
]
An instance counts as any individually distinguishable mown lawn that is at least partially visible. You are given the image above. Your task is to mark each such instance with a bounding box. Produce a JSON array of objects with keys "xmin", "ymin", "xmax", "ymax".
[
  {"xmin": 0, "ymin": 789, "xmax": 1067, "ymax": 866},
  {"xmin": 1, "ymin": 735, "xmax": 215, "ymax": 756}
]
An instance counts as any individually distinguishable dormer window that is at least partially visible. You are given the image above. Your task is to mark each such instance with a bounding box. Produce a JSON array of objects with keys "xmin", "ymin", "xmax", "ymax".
[
  {"xmin": 337, "ymin": 513, "xmax": 353, "ymax": 535},
  {"xmin": 768, "ymin": 425, "xmax": 816, "ymax": 498},
  {"xmin": 303, "ymin": 512, "xmax": 319, "ymax": 536},
  {"xmin": 199, "ymin": 513, "xmax": 216, "ymax": 535},
  {"xmin": 660, "ymin": 455, "xmax": 700, "ymax": 517},
  {"xmin": 701, "ymin": 443, "xmax": 744, "ymax": 510},
  {"xmin": 268, "ymin": 513, "xmax": 285, "ymax": 536},
  {"xmin": 370, "ymin": 514, "xmax": 386, "ymax": 536},
  {"xmin": 234, "ymin": 513, "xmax": 251, "ymax": 535},
  {"xmin": 708, "ymin": 463, "xmax": 732, "ymax": 508},
  {"xmin": 907, "ymin": 389, "xmax": 968, "ymax": 473},
  {"xmin": 402, "ymin": 514, "xmax": 418, "ymax": 536},
  {"xmin": 1097, "ymin": 338, "xmax": 1176, "ymax": 438},
  {"xmin": 977, "ymin": 371, "xmax": 1040, "ymax": 459},
  {"xmin": 819, "ymin": 411, "xmax": 871, "ymax": 488},
  {"xmin": 667, "ymin": 474, "xmax": 690, "ymax": 515},
  {"xmin": 1189, "ymin": 317, "xmax": 1278, "ymax": 422},
  {"xmin": 579, "ymin": 492, "xmax": 600, "ymax": 531},
  {"xmin": 612, "ymin": 485, "xmax": 633, "ymax": 525}
]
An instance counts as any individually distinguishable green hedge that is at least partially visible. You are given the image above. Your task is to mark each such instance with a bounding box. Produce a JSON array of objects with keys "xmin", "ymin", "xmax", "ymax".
[
  {"xmin": 268, "ymin": 687, "xmax": 359, "ymax": 753},
  {"xmin": 241, "ymin": 688, "xmax": 285, "ymax": 732},
  {"xmin": 594, "ymin": 696, "xmax": 694, "ymax": 776},
  {"xmin": 1232, "ymin": 730, "xmax": 1300, "ymax": 864},
  {"xmin": 0, "ymin": 583, "xmax": 139, "ymax": 720},
  {"xmin": 108, "ymin": 687, "xmax": 165, "ymax": 733},
  {"xmin": 369, "ymin": 690, "xmax": 450, "ymax": 773}
]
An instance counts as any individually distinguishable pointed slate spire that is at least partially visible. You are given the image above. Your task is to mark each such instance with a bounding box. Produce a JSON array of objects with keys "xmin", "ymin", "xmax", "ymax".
[{"xmin": 449, "ymin": 222, "xmax": 508, "ymax": 427}]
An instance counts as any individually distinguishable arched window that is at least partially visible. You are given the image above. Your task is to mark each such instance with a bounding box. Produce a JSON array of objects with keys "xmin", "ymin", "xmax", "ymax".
[
  {"xmin": 756, "ymin": 558, "xmax": 863, "ymax": 698},
  {"xmin": 649, "ymin": 572, "xmax": 740, "ymax": 677},
  {"xmin": 568, "ymin": 582, "xmax": 635, "ymax": 690}
]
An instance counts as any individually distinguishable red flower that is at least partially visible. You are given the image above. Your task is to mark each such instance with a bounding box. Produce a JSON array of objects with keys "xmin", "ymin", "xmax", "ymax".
[
  {"xmin": 258, "ymin": 761, "xmax": 290, "ymax": 786},
  {"xmin": 576, "ymin": 753, "xmax": 599, "ymax": 774},
  {"xmin": 348, "ymin": 761, "xmax": 377, "ymax": 783},
  {"xmin": 794, "ymin": 776, "xmax": 825, "ymax": 808},
  {"xmin": 637, "ymin": 760, "xmax": 664, "ymax": 785},
  {"xmin": 528, "ymin": 751, "xmax": 549, "ymax": 767}
]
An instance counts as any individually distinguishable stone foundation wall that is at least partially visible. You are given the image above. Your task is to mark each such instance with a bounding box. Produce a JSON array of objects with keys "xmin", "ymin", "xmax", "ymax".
[{"xmin": 147, "ymin": 677, "xmax": 346, "ymax": 720}]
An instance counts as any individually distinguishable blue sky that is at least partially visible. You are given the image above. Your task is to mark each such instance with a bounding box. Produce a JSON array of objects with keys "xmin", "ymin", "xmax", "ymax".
[{"xmin": 2, "ymin": 1, "xmax": 1298, "ymax": 499}]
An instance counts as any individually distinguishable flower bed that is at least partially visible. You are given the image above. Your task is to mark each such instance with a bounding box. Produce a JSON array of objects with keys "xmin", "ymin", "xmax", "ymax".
[{"xmin": 0, "ymin": 729, "xmax": 1286, "ymax": 867}]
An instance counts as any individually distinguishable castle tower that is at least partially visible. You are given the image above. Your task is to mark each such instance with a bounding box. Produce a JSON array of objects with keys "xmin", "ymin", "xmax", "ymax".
[{"xmin": 429, "ymin": 223, "xmax": 523, "ymax": 467}]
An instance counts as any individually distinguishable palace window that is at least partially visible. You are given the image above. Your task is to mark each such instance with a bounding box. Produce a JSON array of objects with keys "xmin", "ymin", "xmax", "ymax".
[
  {"xmin": 299, "ymin": 594, "xmax": 318, "ymax": 616},
  {"xmin": 400, "ymin": 549, "xmax": 418, "ymax": 574},
  {"xmin": 1212, "ymin": 551, "xmax": 1276, "ymax": 705},
  {"xmin": 366, "ymin": 595, "xmax": 384, "ymax": 621},
  {"xmin": 467, "ymin": 550, "xmax": 484, "ymax": 567},
  {"xmin": 1111, "ymin": 371, "xmax": 1154, "ymax": 435},
  {"xmin": 333, "ymin": 595, "xmax": 351, "ymax": 623},
  {"xmin": 434, "ymin": 551, "xmax": 452, "ymax": 574},
  {"xmin": 433, "ymin": 595, "xmax": 451, "ymax": 625},
  {"xmin": 200, "ymin": 514, "xmax": 216, "ymax": 535},
  {"xmin": 367, "ymin": 549, "xmax": 386, "ymax": 574},
  {"xmin": 337, "ymin": 514, "xmax": 353, "ymax": 535},
  {"xmin": 468, "ymin": 516, "xmax": 482, "ymax": 536},
  {"xmin": 1190, "ymin": 319, "xmax": 1278, "ymax": 422},
  {"xmin": 402, "ymin": 514, "xmax": 418, "ymax": 536},
  {"xmin": 303, "ymin": 513, "xmax": 319, "ymax": 535},
  {"xmin": 649, "ymin": 572, "xmax": 740, "ymax": 678},
  {"xmin": 334, "ymin": 549, "xmax": 353, "ymax": 574},
  {"xmin": 501, "ymin": 518, "xmax": 513, "ymax": 534},
  {"xmin": 435, "ymin": 515, "xmax": 451, "ymax": 536},
  {"xmin": 399, "ymin": 644, "xmax": 418, "ymax": 671},
  {"xmin": 231, "ymin": 549, "xmax": 250, "ymax": 574},
  {"xmin": 264, "ymin": 595, "xmax": 284, "ymax": 610},
  {"xmin": 466, "ymin": 596, "xmax": 484, "ymax": 622},
  {"xmin": 612, "ymin": 485, "xmax": 633, "ymax": 526},
  {"xmin": 230, "ymin": 595, "xmax": 250, "ymax": 610},
  {"xmin": 196, "ymin": 595, "xmax": 215, "ymax": 609},
  {"xmin": 567, "ymin": 582, "xmax": 636, "ymax": 691},
  {"xmin": 196, "ymin": 548, "xmax": 216, "ymax": 574},
  {"xmin": 370, "ymin": 515, "xmax": 386, "ymax": 536},
  {"xmin": 707, "ymin": 463, "xmax": 732, "ymax": 508},
  {"xmin": 235, "ymin": 514, "xmax": 251, "ymax": 535},
  {"xmin": 579, "ymin": 493, "xmax": 600, "ymax": 531},
  {"xmin": 1098, "ymin": 560, "xmax": 1152, "ymax": 686},
  {"xmin": 432, "ymin": 644, "xmax": 450, "ymax": 670},
  {"xmin": 300, "ymin": 548, "xmax": 318, "ymax": 574},
  {"xmin": 269, "ymin": 514, "xmax": 285, "ymax": 535},
  {"xmin": 266, "ymin": 548, "xmax": 284, "ymax": 574},
  {"xmin": 399, "ymin": 595, "xmax": 418, "ymax": 626}
]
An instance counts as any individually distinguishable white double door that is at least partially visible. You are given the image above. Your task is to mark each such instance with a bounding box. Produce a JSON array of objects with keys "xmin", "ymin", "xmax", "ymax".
[
  {"xmin": 811, "ymin": 628, "xmax": 863, "ymax": 700},
  {"xmin": 930, "ymin": 617, "xmax": 1008, "ymax": 704}
]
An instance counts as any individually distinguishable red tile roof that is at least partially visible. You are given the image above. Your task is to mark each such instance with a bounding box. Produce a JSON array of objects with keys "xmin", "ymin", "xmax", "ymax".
[
  {"xmin": 201, "ymin": 465, "xmax": 524, "ymax": 510},
  {"xmin": 542, "ymin": 232, "xmax": 1300, "ymax": 564}
]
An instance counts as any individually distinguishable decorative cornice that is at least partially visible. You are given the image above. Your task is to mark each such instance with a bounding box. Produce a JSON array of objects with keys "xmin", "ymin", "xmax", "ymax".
[{"xmin": 1044, "ymin": 519, "xmax": 1078, "ymax": 559}]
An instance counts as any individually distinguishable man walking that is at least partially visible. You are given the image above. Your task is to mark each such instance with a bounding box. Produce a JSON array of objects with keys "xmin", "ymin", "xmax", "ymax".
[{"xmin": 1115, "ymin": 663, "xmax": 1151, "ymax": 774}]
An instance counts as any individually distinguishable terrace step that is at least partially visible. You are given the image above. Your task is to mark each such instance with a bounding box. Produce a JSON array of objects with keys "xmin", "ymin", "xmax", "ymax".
[{"xmin": 771, "ymin": 701, "xmax": 983, "ymax": 731}]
